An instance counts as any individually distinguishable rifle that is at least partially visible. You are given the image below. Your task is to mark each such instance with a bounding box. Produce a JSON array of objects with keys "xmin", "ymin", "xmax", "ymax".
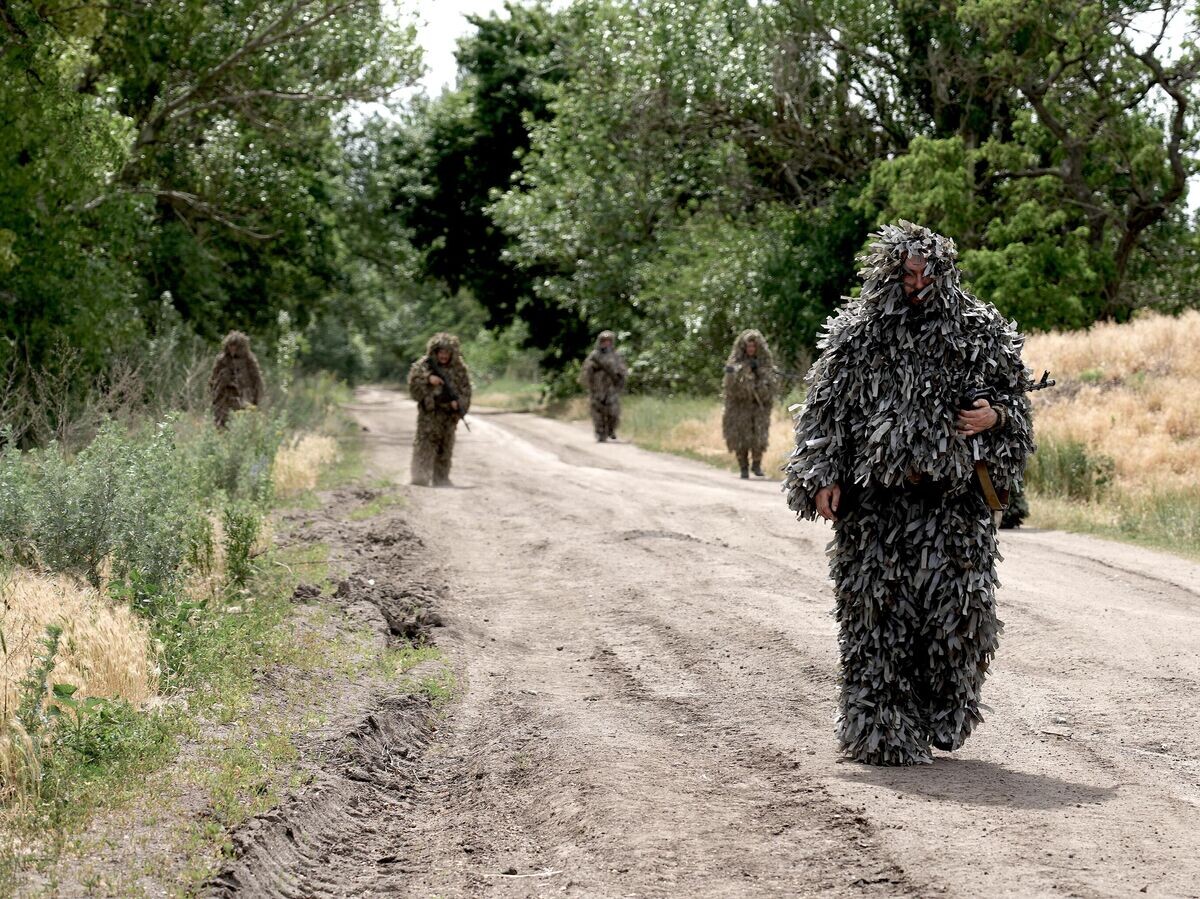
[
  {"xmin": 427, "ymin": 357, "xmax": 470, "ymax": 432},
  {"xmin": 723, "ymin": 357, "xmax": 778, "ymax": 408},
  {"xmin": 960, "ymin": 369, "xmax": 1055, "ymax": 511}
]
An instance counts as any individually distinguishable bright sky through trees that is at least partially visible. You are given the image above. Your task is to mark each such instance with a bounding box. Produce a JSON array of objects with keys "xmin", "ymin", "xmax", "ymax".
[{"xmin": 409, "ymin": 0, "xmax": 568, "ymax": 94}]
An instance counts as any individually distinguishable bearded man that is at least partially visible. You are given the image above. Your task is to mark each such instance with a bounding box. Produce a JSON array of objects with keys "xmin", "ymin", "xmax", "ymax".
[
  {"xmin": 722, "ymin": 329, "xmax": 778, "ymax": 478},
  {"xmin": 408, "ymin": 332, "xmax": 473, "ymax": 487},
  {"xmin": 579, "ymin": 330, "xmax": 627, "ymax": 442},
  {"xmin": 784, "ymin": 222, "xmax": 1035, "ymax": 766}
]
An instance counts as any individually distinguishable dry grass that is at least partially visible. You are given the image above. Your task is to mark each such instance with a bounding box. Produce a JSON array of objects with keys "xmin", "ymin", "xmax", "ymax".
[
  {"xmin": 272, "ymin": 433, "xmax": 340, "ymax": 496},
  {"xmin": 1, "ymin": 569, "xmax": 156, "ymax": 803},
  {"xmin": 1025, "ymin": 310, "xmax": 1200, "ymax": 494}
]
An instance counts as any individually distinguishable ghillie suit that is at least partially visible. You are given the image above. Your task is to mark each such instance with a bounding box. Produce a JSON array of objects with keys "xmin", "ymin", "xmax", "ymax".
[
  {"xmin": 408, "ymin": 333, "xmax": 473, "ymax": 486},
  {"xmin": 784, "ymin": 222, "xmax": 1036, "ymax": 766},
  {"xmin": 579, "ymin": 331, "xmax": 627, "ymax": 441},
  {"xmin": 209, "ymin": 331, "xmax": 265, "ymax": 428},
  {"xmin": 722, "ymin": 328, "xmax": 778, "ymax": 478}
]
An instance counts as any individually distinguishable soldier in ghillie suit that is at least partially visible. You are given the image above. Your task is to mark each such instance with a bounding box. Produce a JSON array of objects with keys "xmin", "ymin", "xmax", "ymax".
[
  {"xmin": 209, "ymin": 331, "xmax": 265, "ymax": 428},
  {"xmin": 722, "ymin": 328, "xmax": 778, "ymax": 479},
  {"xmin": 579, "ymin": 330, "xmax": 627, "ymax": 442},
  {"xmin": 408, "ymin": 332, "xmax": 472, "ymax": 487},
  {"xmin": 784, "ymin": 222, "xmax": 1036, "ymax": 766}
]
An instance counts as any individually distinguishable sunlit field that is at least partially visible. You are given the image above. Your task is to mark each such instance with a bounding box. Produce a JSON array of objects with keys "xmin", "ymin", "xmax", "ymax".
[{"xmin": 1023, "ymin": 310, "xmax": 1200, "ymax": 556}]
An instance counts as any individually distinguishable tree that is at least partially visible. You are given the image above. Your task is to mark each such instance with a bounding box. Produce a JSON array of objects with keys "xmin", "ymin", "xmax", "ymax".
[{"xmin": 390, "ymin": 2, "xmax": 586, "ymax": 364}]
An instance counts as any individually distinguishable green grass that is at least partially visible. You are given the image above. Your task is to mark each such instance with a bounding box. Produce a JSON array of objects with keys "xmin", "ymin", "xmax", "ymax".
[
  {"xmin": 348, "ymin": 487, "xmax": 406, "ymax": 521},
  {"xmin": 612, "ymin": 396, "xmax": 723, "ymax": 450},
  {"xmin": 1028, "ymin": 487, "xmax": 1200, "ymax": 560},
  {"xmin": 376, "ymin": 643, "xmax": 442, "ymax": 679}
]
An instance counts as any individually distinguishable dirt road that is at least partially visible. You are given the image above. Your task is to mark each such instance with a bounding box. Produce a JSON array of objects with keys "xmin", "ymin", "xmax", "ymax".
[{"xmin": 311, "ymin": 387, "xmax": 1200, "ymax": 897}]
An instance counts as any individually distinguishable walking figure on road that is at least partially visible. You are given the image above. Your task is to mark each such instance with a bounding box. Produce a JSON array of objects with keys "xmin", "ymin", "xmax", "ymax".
[
  {"xmin": 408, "ymin": 332, "xmax": 472, "ymax": 487},
  {"xmin": 209, "ymin": 331, "xmax": 265, "ymax": 428},
  {"xmin": 784, "ymin": 222, "xmax": 1036, "ymax": 766},
  {"xmin": 722, "ymin": 328, "xmax": 778, "ymax": 478},
  {"xmin": 579, "ymin": 330, "xmax": 627, "ymax": 442}
]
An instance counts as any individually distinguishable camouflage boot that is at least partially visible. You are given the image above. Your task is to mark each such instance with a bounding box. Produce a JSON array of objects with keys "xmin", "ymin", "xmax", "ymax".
[
  {"xmin": 737, "ymin": 450, "xmax": 750, "ymax": 479},
  {"xmin": 751, "ymin": 451, "xmax": 765, "ymax": 478}
]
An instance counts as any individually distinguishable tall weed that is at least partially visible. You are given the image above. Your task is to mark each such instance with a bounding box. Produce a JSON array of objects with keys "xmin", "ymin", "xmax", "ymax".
[
  {"xmin": 190, "ymin": 410, "xmax": 284, "ymax": 506},
  {"xmin": 1025, "ymin": 435, "xmax": 1114, "ymax": 502}
]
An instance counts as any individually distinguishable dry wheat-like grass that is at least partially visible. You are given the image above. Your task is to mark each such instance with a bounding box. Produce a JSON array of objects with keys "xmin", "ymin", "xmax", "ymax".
[
  {"xmin": 1, "ymin": 570, "xmax": 156, "ymax": 802},
  {"xmin": 272, "ymin": 433, "xmax": 340, "ymax": 495},
  {"xmin": 1, "ymin": 570, "xmax": 156, "ymax": 718},
  {"xmin": 1026, "ymin": 311, "xmax": 1200, "ymax": 492}
]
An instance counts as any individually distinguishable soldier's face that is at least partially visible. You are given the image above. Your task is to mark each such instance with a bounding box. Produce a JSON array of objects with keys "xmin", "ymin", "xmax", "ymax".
[
  {"xmin": 902, "ymin": 255, "xmax": 933, "ymax": 303},
  {"xmin": 599, "ymin": 338, "xmax": 612, "ymax": 351},
  {"xmin": 436, "ymin": 348, "xmax": 451, "ymax": 365},
  {"xmin": 745, "ymin": 339, "xmax": 758, "ymax": 357}
]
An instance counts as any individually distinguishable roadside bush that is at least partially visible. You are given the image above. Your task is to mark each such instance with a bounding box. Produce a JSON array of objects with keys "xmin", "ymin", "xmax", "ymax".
[
  {"xmin": 0, "ymin": 374, "xmax": 344, "ymax": 823},
  {"xmin": 190, "ymin": 410, "xmax": 284, "ymax": 506},
  {"xmin": 0, "ymin": 438, "xmax": 33, "ymax": 565},
  {"xmin": 4, "ymin": 422, "xmax": 199, "ymax": 600},
  {"xmin": 1025, "ymin": 435, "xmax": 1113, "ymax": 501}
]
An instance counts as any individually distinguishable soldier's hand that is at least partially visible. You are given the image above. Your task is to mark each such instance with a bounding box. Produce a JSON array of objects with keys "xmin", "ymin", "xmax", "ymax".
[
  {"xmin": 816, "ymin": 484, "xmax": 841, "ymax": 522},
  {"xmin": 450, "ymin": 400, "xmax": 459, "ymax": 411},
  {"xmin": 956, "ymin": 399, "xmax": 997, "ymax": 437},
  {"xmin": 428, "ymin": 374, "xmax": 444, "ymax": 387}
]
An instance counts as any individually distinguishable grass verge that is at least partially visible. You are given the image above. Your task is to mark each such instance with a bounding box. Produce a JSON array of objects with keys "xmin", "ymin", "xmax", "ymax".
[{"xmin": 548, "ymin": 392, "xmax": 802, "ymax": 479}]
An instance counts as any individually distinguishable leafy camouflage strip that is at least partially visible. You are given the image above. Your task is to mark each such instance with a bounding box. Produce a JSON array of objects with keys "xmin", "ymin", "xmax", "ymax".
[
  {"xmin": 722, "ymin": 328, "xmax": 777, "ymax": 454},
  {"xmin": 783, "ymin": 221, "xmax": 1036, "ymax": 766}
]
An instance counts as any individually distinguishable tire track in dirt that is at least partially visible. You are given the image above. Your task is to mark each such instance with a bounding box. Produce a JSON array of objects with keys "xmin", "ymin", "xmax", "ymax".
[{"xmin": 205, "ymin": 490, "xmax": 452, "ymax": 899}]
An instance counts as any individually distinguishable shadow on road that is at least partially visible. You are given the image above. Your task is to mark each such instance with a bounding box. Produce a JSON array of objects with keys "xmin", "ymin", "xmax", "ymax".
[{"xmin": 835, "ymin": 756, "xmax": 1117, "ymax": 810}]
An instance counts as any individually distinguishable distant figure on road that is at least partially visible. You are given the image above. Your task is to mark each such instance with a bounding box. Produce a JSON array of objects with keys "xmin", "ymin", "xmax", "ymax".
[
  {"xmin": 209, "ymin": 331, "xmax": 265, "ymax": 428},
  {"xmin": 722, "ymin": 328, "xmax": 778, "ymax": 479},
  {"xmin": 784, "ymin": 221, "xmax": 1036, "ymax": 766},
  {"xmin": 579, "ymin": 330, "xmax": 627, "ymax": 442},
  {"xmin": 408, "ymin": 332, "xmax": 472, "ymax": 487}
]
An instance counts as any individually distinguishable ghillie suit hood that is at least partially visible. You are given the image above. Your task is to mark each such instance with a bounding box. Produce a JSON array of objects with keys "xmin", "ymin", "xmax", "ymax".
[
  {"xmin": 221, "ymin": 331, "xmax": 253, "ymax": 356},
  {"xmin": 209, "ymin": 330, "xmax": 265, "ymax": 428},
  {"xmin": 783, "ymin": 222, "xmax": 1036, "ymax": 766},
  {"xmin": 580, "ymin": 329, "xmax": 627, "ymax": 439},
  {"xmin": 725, "ymin": 328, "xmax": 774, "ymax": 369},
  {"xmin": 785, "ymin": 221, "xmax": 1035, "ymax": 510},
  {"xmin": 722, "ymin": 328, "xmax": 777, "ymax": 454},
  {"xmin": 424, "ymin": 331, "xmax": 462, "ymax": 364}
]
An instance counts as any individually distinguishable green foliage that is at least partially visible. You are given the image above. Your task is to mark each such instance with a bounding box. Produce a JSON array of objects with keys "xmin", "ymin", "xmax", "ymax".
[
  {"xmin": 17, "ymin": 625, "xmax": 63, "ymax": 736},
  {"xmin": 222, "ymin": 503, "xmax": 262, "ymax": 591},
  {"xmin": 1025, "ymin": 435, "xmax": 1114, "ymax": 502},
  {"xmin": 761, "ymin": 197, "xmax": 870, "ymax": 367},
  {"xmin": 856, "ymin": 136, "xmax": 1105, "ymax": 330},
  {"xmin": 0, "ymin": 0, "xmax": 421, "ymax": 408},
  {"xmin": 190, "ymin": 411, "xmax": 284, "ymax": 507},
  {"xmin": 47, "ymin": 689, "xmax": 167, "ymax": 768},
  {"xmin": 632, "ymin": 207, "xmax": 785, "ymax": 392},
  {"xmin": 3, "ymin": 422, "xmax": 198, "ymax": 598}
]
